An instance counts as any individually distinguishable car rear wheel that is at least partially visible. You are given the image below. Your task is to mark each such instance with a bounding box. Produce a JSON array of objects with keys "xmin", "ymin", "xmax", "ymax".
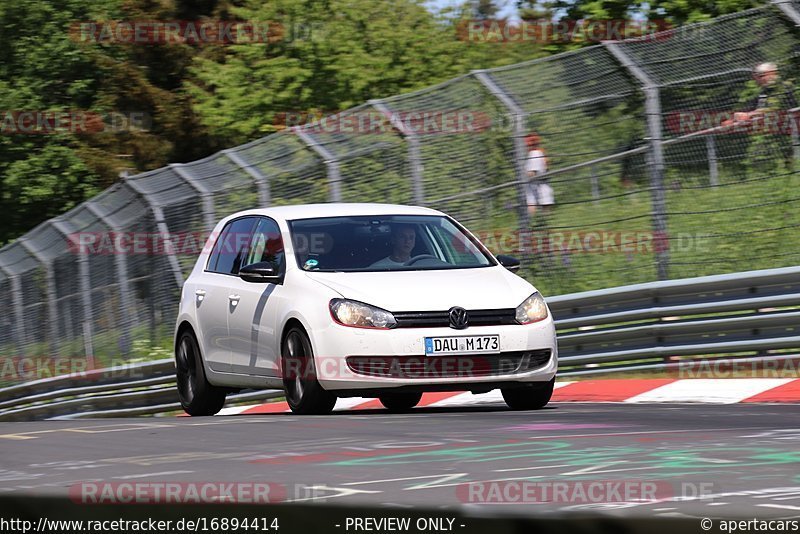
[
  {"xmin": 281, "ymin": 327, "xmax": 337, "ymax": 415},
  {"xmin": 176, "ymin": 331, "xmax": 227, "ymax": 416},
  {"xmin": 501, "ymin": 378, "xmax": 554, "ymax": 410},
  {"xmin": 378, "ymin": 392, "xmax": 423, "ymax": 412}
]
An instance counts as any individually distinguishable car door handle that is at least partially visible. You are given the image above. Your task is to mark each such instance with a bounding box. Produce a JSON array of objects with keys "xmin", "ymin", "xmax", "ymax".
[
  {"xmin": 228, "ymin": 294, "xmax": 241, "ymax": 304},
  {"xmin": 195, "ymin": 289, "xmax": 206, "ymax": 302}
]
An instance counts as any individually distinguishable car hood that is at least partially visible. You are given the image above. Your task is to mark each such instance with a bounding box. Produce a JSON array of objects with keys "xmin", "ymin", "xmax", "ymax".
[{"xmin": 303, "ymin": 267, "xmax": 535, "ymax": 311}]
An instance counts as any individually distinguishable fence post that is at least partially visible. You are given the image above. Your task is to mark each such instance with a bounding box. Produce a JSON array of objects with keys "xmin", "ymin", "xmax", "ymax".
[
  {"xmin": 51, "ymin": 218, "xmax": 94, "ymax": 364},
  {"xmin": 169, "ymin": 164, "xmax": 216, "ymax": 233},
  {"xmin": 9, "ymin": 276, "xmax": 28, "ymax": 353},
  {"xmin": 772, "ymin": 0, "xmax": 800, "ymax": 25},
  {"xmin": 294, "ymin": 128, "xmax": 342, "ymax": 202},
  {"xmin": 792, "ymin": 115, "xmax": 800, "ymax": 167},
  {"xmin": 17, "ymin": 237, "xmax": 59, "ymax": 357},
  {"xmin": 123, "ymin": 175, "xmax": 185, "ymax": 289},
  {"xmin": 369, "ymin": 99, "xmax": 425, "ymax": 205},
  {"xmin": 707, "ymin": 135, "xmax": 719, "ymax": 186},
  {"xmin": 773, "ymin": 2, "xmax": 800, "ymax": 167},
  {"xmin": 605, "ymin": 42, "xmax": 670, "ymax": 280},
  {"xmin": 770, "ymin": 4, "xmax": 800, "ymax": 166},
  {"xmin": 0, "ymin": 264, "xmax": 26, "ymax": 356},
  {"xmin": 590, "ymin": 165, "xmax": 600, "ymax": 202},
  {"xmin": 83, "ymin": 200, "xmax": 134, "ymax": 358},
  {"xmin": 472, "ymin": 69, "xmax": 533, "ymax": 261},
  {"xmin": 224, "ymin": 149, "xmax": 271, "ymax": 207}
]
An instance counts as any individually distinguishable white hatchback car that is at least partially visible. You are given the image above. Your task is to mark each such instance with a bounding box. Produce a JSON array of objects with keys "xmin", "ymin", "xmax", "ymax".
[{"xmin": 174, "ymin": 203, "xmax": 557, "ymax": 415}]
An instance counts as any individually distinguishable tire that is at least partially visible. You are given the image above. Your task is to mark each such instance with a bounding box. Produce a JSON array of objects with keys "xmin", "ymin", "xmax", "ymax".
[
  {"xmin": 281, "ymin": 326, "xmax": 337, "ymax": 415},
  {"xmin": 378, "ymin": 392, "xmax": 423, "ymax": 412},
  {"xmin": 175, "ymin": 331, "xmax": 227, "ymax": 416},
  {"xmin": 501, "ymin": 378, "xmax": 554, "ymax": 410}
]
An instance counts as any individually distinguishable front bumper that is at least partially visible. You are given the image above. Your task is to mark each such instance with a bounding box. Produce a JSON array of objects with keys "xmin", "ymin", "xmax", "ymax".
[{"xmin": 310, "ymin": 318, "xmax": 558, "ymax": 391}]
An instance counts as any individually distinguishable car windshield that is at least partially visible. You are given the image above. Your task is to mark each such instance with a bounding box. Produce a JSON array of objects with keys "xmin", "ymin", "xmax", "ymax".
[{"xmin": 288, "ymin": 215, "xmax": 495, "ymax": 272}]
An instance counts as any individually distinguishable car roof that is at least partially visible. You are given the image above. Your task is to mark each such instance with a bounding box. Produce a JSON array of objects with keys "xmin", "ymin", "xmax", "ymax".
[{"xmin": 226, "ymin": 203, "xmax": 444, "ymax": 222}]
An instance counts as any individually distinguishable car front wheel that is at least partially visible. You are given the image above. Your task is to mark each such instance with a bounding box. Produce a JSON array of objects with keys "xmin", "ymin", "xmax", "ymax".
[
  {"xmin": 501, "ymin": 378, "xmax": 554, "ymax": 410},
  {"xmin": 281, "ymin": 327, "xmax": 337, "ymax": 415},
  {"xmin": 176, "ymin": 331, "xmax": 227, "ymax": 416}
]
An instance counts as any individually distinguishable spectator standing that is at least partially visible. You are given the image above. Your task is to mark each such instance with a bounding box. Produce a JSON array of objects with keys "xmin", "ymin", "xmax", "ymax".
[
  {"xmin": 524, "ymin": 133, "xmax": 554, "ymax": 216},
  {"xmin": 732, "ymin": 62, "xmax": 798, "ymax": 176}
]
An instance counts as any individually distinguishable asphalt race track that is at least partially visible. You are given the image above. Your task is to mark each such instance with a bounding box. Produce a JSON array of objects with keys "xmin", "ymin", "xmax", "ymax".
[{"xmin": 1, "ymin": 402, "xmax": 799, "ymax": 518}]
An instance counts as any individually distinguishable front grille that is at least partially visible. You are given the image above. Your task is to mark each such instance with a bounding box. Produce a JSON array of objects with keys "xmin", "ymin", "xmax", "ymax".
[
  {"xmin": 346, "ymin": 350, "xmax": 550, "ymax": 379},
  {"xmin": 393, "ymin": 308, "xmax": 517, "ymax": 328}
]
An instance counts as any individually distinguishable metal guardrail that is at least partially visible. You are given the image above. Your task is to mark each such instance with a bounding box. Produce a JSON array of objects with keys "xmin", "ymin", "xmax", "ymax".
[
  {"xmin": 0, "ymin": 265, "xmax": 798, "ymax": 420},
  {"xmin": 550, "ymin": 265, "xmax": 800, "ymax": 373},
  {"xmin": 58, "ymin": 389, "xmax": 286, "ymax": 420},
  {"xmin": 0, "ymin": 359, "xmax": 283, "ymax": 421},
  {"xmin": 0, "ymin": 359, "xmax": 174, "ymax": 404}
]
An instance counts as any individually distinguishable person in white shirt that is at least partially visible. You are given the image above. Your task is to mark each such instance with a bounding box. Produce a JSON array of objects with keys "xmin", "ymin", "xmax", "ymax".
[
  {"xmin": 524, "ymin": 133, "xmax": 554, "ymax": 215},
  {"xmin": 370, "ymin": 225, "xmax": 416, "ymax": 268}
]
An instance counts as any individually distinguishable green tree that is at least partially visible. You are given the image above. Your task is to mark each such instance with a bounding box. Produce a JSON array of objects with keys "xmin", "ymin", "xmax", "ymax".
[
  {"xmin": 517, "ymin": 0, "xmax": 761, "ymax": 25},
  {"xmin": 648, "ymin": 0, "xmax": 761, "ymax": 25},
  {"xmin": 471, "ymin": 0, "xmax": 500, "ymax": 19},
  {"xmin": 0, "ymin": 0, "xmax": 221, "ymax": 243},
  {"xmin": 187, "ymin": 0, "xmax": 507, "ymax": 145}
]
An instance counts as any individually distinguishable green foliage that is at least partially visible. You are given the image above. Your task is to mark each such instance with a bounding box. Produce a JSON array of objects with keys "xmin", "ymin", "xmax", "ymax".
[
  {"xmin": 516, "ymin": 0, "xmax": 762, "ymax": 24},
  {"xmin": 2, "ymin": 144, "xmax": 97, "ymax": 233},
  {"xmin": 648, "ymin": 0, "xmax": 763, "ymax": 24},
  {"xmin": 0, "ymin": 0, "xmax": 219, "ymax": 244},
  {"xmin": 0, "ymin": 0, "xmax": 777, "ymax": 245},
  {"xmin": 189, "ymin": 0, "xmax": 476, "ymax": 144}
]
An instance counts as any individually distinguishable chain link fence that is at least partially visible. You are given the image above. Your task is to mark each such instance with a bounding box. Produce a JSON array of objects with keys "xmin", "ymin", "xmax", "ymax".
[{"xmin": 2, "ymin": 1, "xmax": 800, "ymax": 376}]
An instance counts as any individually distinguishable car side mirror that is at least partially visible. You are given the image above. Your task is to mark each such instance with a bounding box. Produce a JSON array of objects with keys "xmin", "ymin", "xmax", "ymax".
[
  {"xmin": 496, "ymin": 254, "xmax": 521, "ymax": 273},
  {"xmin": 239, "ymin": 261, "xmax": 282, "ymax": 283}
]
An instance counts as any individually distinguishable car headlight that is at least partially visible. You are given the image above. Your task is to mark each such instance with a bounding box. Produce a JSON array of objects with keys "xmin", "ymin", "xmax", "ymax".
[
  {"xmin": 329, "ymin": 299, "xmax": 397, "ymax": 329},
  {"xmin": 515, "ymin": 292, "xmax": 549, "ymax": 324}
]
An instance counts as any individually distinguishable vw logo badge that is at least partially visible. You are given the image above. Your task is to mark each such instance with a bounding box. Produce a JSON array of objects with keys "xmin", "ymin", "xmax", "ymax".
[{"xmin": 449, "ymin": 306, "xmax": 469, "ymax": 329}]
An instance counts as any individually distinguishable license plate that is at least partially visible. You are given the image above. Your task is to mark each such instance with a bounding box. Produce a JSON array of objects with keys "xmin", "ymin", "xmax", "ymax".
[{"xmin": 424, "ymin": 335, "xmax": 500, "ymax": 355}]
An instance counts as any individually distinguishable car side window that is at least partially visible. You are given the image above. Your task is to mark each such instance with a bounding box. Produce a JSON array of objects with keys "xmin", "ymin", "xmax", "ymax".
[
  {"xmin": 207, "ymin": 217, "xmax": 257, "ymax": 275},
  {"xmin": 245, "ymin": 218, "xmax": 285, "ymax": 271}
]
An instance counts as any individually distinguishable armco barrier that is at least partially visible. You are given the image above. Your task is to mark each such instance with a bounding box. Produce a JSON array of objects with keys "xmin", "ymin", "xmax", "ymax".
[
  {"xmin": 1, "ymin": 265, "xmax": 799, "ymax": 420},
  {"xmin": 550, "ymin": 265, "xmax": 800, "ymax": 372},
  {"xmin": 0, "ymin": 359, "xmax": 282, "ymax": 421}
]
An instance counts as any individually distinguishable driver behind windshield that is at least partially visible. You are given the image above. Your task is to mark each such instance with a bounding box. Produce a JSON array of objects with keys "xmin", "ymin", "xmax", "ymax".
[{"xmin": 370, "ymin": 224, "xmax": 416, "ymax": 268}]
